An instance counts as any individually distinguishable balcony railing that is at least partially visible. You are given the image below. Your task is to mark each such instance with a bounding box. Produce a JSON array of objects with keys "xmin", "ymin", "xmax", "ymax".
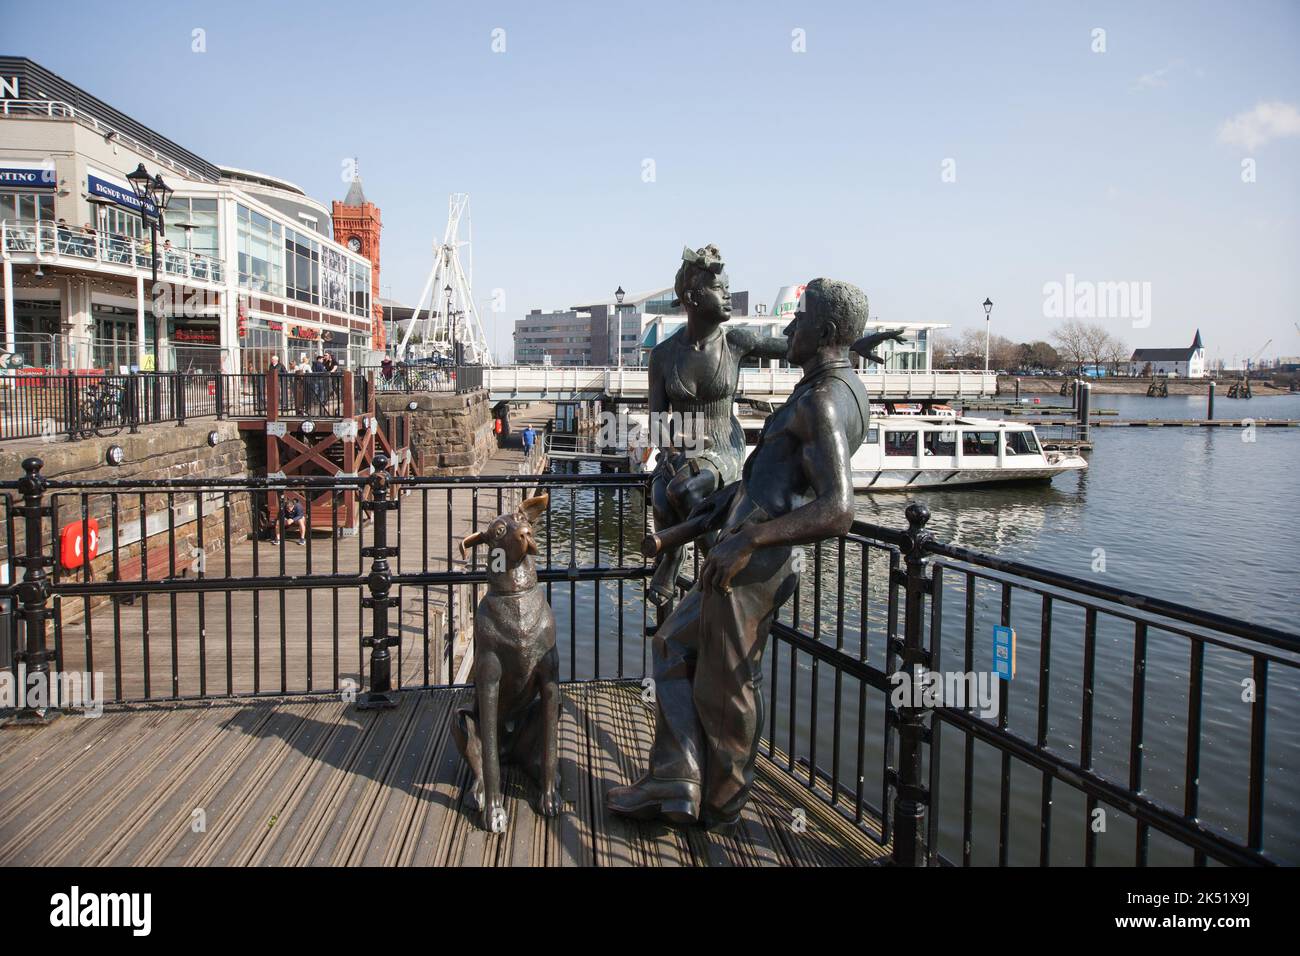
[
  {"xmin": 1, "ymin": 460, "xmax": 1293, "ymax": 865},
  {"xmin": 1, "ymin": 219, "xmax": 224, "ymax": 284}
]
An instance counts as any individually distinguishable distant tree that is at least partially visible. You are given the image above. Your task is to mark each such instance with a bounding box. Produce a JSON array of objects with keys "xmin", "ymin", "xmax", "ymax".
[
  {"xmin": 959, "ymin": 329, "xmax": 987, "ymax": 369},
  {"xmin": 1053, "ymin": 319, "xmax": 1090, "ymax": 374},
  {"xmin": 931, "ymin": 331, "xmax": 963, "ymax": 369},
  {"xmin": 1106, "ymin": 335, "xmax": 1130, "ymax": 375},
  {"xmin": 1028, "ymin": 341, "xmax": 1060, "ymax": 370},
  {"xmin": 989, "ymin": 334, "xmax": 1019, "ymax": 372},
  {"xmin": 1081, "ymin": 322, "xmax": 1112, "ymax": 374}
]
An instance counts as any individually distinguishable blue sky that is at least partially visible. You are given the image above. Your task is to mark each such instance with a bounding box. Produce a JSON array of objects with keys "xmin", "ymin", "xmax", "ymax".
[{"xmin": 7, "ymin": 0, "xmax": 1299, "ymax": 363}]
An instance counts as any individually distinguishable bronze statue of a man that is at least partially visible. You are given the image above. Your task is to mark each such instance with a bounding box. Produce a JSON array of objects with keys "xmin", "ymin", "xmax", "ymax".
[
  {"xmin": 644, "ymin": 244, "xmax": 788, "ymax": 607},
  {"xmin": 608, "ymin": 278, "xmax": 876, "ymax": 829}
]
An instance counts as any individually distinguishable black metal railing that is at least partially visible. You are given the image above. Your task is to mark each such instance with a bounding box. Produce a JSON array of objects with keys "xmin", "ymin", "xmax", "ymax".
[
  {"xmin": 0, "ymin": 372, "xmax": 230, "ymax": 442},
  {"xmin": 0, "ymin": 371, "xmax": 369, "ymax": 441},
  {"xmin": 363, "ymin": 365, "xmax": 455, "ymax": 393},
  {"xmin": 749, "ymin": 504, "xmax": 1299, "ymax": 867},
  {"xmin": 454, "ymin": 364, "xmax": 484, "ymax": 393},
  {"xmin": 1, "ymin": 457, "xmax": 1295, "ymax": 867},
  {"xmin": 1, "ymin": 460, "xmax": 649, "ymax": 706}
]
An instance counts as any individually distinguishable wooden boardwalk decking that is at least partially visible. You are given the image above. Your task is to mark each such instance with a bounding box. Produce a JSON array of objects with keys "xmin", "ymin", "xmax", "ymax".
[{"xmin": 0, "ymin": 682, "xmax": 886, "ymax": 866}]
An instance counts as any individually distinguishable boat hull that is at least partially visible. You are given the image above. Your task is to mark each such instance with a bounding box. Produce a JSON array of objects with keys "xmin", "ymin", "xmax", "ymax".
[{"xmin": 853, "ymin": 463, "xmax": 1084, "ymax": 491}]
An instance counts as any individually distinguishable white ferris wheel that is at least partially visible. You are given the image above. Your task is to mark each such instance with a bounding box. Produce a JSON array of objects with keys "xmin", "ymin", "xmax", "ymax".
[{"xmin": 396, "ymin": 193, "xmax": 493, "ymax": 364}]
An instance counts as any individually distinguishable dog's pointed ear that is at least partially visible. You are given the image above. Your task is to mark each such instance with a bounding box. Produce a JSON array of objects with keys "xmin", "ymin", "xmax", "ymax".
[
  {"xmin": 460, "ymin": 530, "xmax": 486, "ymax": 559},
  {"xmin": 519, "ymin": 492, "xmax": 549, "ymax": 524}
]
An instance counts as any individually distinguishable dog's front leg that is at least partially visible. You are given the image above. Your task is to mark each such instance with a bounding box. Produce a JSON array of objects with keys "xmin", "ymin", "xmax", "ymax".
[
  {"xmin": 477, "ymin": 672, "xmax": 507, "ymax": 833},
  {"xmin": 538, "ymin": 651, "xmax": 562, "ymax": 816}
]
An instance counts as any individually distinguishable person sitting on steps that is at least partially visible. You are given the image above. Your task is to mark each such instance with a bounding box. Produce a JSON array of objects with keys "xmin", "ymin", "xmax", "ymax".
[{"xmin": 272, "ymin": 496, "xmax": 307, "ymax": 546}]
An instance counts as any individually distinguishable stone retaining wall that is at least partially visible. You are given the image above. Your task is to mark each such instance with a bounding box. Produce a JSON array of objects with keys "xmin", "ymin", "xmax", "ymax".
[{"xmin": 376, "ymin": 389, "xmax": 494, "ymax": 476}]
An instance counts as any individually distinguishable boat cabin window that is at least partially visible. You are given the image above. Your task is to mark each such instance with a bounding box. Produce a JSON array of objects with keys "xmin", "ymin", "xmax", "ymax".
[
  {"xmin": 866, "ymin": 427, "xmax": 879, "ymax": 444},
  {"xmin": 924, "ymin": 430, "xmax": 957, "ymax": 456},
  {"xmin": 961, "ymin": 431, "xmax": 999, "ymax": 456},
  {"xmin": 884, "ymin": 431, "xmax": 918, "ymax": 456},
  {"xmin": 1005, "ymin": 431, "xmax": 1041, "ymax": 455}
]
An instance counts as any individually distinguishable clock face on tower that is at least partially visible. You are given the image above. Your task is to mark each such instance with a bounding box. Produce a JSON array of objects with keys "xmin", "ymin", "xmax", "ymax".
[{"xmin": 347, "ymin": 236, "xmax": 362, "ymax": 253}]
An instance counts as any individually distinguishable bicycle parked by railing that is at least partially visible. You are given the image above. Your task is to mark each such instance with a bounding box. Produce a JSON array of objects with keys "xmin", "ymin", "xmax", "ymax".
[{"xmin": 75, "ymin": 379, "xmax": 125, "ymax": 439}]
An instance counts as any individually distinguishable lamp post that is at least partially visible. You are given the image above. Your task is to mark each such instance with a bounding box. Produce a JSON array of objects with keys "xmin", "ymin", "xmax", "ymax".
[
  {"xmin": 982, "ymin": 297, "xmax": 993, "ymax": 374},
  {"xmin": 125, "ymin": 164, "xmax": 173, "ymax": 287},
  {"xmin": 443, "ymin": 284, "xmax": 455, "ymax": 367},
  {"xmin": 614, "ymin": 285, "xmax": 626, "ymax": 368}
]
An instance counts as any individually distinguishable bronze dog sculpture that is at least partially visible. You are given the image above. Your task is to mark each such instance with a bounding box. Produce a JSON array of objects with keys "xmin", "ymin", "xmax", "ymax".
[{"xmin": 452, "ymin": 493, "xmax": 561, "ymax": 831}]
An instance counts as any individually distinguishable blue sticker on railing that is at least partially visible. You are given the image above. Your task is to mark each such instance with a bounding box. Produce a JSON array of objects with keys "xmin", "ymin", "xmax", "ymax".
[{"xmin": 993, "ymin": 624, "xmax": 1016, "ymax": 680}]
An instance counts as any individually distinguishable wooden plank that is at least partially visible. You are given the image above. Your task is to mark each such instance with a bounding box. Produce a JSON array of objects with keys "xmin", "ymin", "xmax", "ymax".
[
  {"xmin": 0, "ymin": 681, "xmax": 888, "ymax": 867},
  {"xmin": 252, "ymin": 698, "xmax": 389, "ymax": 866},
  {"xmin": 101, "ymin": 703, "xmax": 292, "ymax": 865},
  {"xmin": 400, "ymin": 688, "xmax": 472, "ymax": 867},
  {"xmin": 550, "ymin": 683, "xmax": 593, "ymax": 866},
  {"xmin": 613, "ymin": 681, "xmax": 692, "ymax": 867},
  {"xmin": 0, "ymin": 707, "xmax": 216, "ymax": 865},
  {"xmin": 362, "ymin": 692, "xmax": 454, "ymax": 867},
  {"xmin": 150, "ymin": 703, "xmax": 314, "ymax": 866},
  {"xmin": 307, "ymin": 694, "xmax": 421, "ymax": 866}
]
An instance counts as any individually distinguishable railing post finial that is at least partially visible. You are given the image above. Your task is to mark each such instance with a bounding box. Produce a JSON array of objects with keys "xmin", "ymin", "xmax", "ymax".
[
  {"xmin": 7, "ymin": 456, "xmax": 57, "ymax": 726},
  {"xmin": 357, "ymin": 450, "xmax": 398, "ymax": 710}
]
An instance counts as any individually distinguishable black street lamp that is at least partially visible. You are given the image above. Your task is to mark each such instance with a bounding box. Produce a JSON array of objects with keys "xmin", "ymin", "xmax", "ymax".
[
  {"xmin": 614, "ymin": 286, "xmax": 626, "ymax": 368},
  {"xmin": 982, "ymin": 297, "xmax": 994, "ymax": 373},
  {"xmin": 443, "ymin": 284, "xmax": 455, "ymax": 366},
  {"xmin": 125, "ymin": 164, "xmax": 173, "ymax": 286}
]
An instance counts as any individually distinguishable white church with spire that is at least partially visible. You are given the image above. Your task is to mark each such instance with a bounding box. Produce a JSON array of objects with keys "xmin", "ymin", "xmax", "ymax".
[{"xmin": 1128, "ymin": 330, "xmax": 1207, "ymax": 378}]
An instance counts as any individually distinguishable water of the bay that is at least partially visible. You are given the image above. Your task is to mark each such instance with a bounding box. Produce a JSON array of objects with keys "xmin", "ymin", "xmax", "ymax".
[{"xmin": 543, "ymin": 390, "xmax": 1299, "ymax": 864}]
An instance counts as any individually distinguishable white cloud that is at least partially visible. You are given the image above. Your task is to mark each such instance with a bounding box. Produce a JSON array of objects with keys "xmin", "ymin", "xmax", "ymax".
[
  {"xmin": 1132, "ymin": 59, "xmax": 1185, "ymax": 92},
  {"xmin": 1218, "ymin": 102, "xmax": 1300, "ymax": 151}
]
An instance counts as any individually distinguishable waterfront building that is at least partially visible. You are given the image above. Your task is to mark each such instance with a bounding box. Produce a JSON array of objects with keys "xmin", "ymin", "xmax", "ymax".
[
  {"xmin": 514, "ymin": 283, "xmax": 945, "ymax": 371},
  {"xmin": 1128, "ymin": 330, "xmax": 1207, "ymax": 378},
  {"xmin": 0, "ymin": 57, "xmax": 379, "ymax": 374}
]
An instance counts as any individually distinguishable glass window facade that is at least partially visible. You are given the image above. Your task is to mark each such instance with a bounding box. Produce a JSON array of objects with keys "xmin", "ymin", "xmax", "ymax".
[
  {"xmin": 285, "ymin": 227, "xmax": 319, "ymax": 304},
  {"xmin": 92, "ymin": 303, "xmax": 154, "ymax": 372},
  {"xmin": 98, "ymin": 205, "xmax": 144, "ymax": 240},
  {"xmin": 236, "ymin": 204, "xmax": 283, "ymax": 295},
  {"xmin": 241, "ymin": 318, "xmax": 285, "ymax": 374},
  {"xmin": 165, "ymin": 196, "xmax": 219, "ymax": 256},
  {"xmin": 14, "ymin": 299, "xmax": 61, "ymax": 369},
  {"xmin": 349, "ymin": 258, "xmax": 371, "ymax": 318},
  {"xmin": 0, "ymin": 192, "xmax": 55, "ymax": 223}
]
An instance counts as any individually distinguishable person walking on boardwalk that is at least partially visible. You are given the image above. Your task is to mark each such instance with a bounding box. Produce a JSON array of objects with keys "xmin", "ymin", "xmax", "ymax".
[{"xmin": 607, "ymin": 278, "xmax": 875, "ymax": 830}]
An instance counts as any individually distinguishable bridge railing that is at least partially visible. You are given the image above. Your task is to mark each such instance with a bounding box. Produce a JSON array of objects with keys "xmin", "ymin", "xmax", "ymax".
[
  {"xmin": 475, "ymin": 365, "xmax": 998, "ymax": 398},
  {"xmin": 1, "ymin": 458, "xmax": 1293, "ymax": 866}
]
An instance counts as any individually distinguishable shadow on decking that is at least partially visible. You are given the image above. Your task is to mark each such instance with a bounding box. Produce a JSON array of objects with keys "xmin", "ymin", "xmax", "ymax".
[{"xmin": 0, "ymin": 682, "xmax": 886, "ymax": 867}]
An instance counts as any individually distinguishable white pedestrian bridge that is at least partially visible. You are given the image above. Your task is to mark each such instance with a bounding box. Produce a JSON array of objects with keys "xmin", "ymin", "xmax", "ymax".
[{"xmin": 481, "ymin": 365, "xmax": 996, "ymax": 403}]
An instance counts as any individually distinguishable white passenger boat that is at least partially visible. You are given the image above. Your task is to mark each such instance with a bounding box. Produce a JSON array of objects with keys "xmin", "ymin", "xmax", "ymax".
[
  {"xmin": 623, "ymin": 411, "xmax": 1086, "ymax": 491},
  {"xmin": 850, "ymin": 415, "xmax": 1086, "ymax": 490}
]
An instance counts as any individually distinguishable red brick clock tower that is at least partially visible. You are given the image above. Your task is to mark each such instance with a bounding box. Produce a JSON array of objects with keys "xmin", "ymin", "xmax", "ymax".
[{"xmin": 332, "ymin": 169, "xmax": 385, "ymax": 352}]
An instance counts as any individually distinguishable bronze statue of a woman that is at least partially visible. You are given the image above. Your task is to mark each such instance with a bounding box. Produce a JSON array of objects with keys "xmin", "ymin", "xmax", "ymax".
[{"xmin": 645, "ymin": 244, "xmax": 788, "ymax": 606}]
